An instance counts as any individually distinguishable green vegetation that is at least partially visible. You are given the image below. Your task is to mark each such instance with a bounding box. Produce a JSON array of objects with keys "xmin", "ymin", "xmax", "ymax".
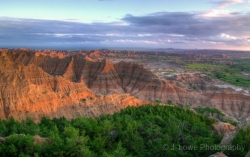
[
  {"xmin": 211, "ymin": 59, "xmax": 250, "ymax": 87},
  {"xmin": 186, "ymin": 63, "xmax": 221, "ymax": 71},
  {"xmin": 185, "ymin": 60, "xmax": 250, "ymax": 87},
  {"xmin": 194, "ymin": 107, "xmax": 237, "ymax": 126},
  {"xmin": 221, "ymin": 119, "xmax": 238, "ymax": 127},
  {"xmin": 155, "ymin": 99, "xmax": 162, "ymax": 105},
  {"xmin": 225, "ymin": 126, "xmax": 250, "ymax": 157},
  {"xmin": 167, "ymin": 100, "xmax": 173, "ymax": 105},
  {"xmin": 194, "ymin": 107, "xmax": 225, "ymax": 116},
  {"xmin": 81, "ymin": 98, "xmax": 86, "ymax": 102},
  {"xmin": 146, "ymin": 55, "xmax": 168, "ymax": 61},
  {"xmin": 0, "ymin": 104, "xmax": 223, "ymax": 157}
]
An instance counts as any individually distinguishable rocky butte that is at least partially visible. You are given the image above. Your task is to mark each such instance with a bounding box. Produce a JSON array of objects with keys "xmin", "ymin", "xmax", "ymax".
[{"xmin": 0, "ymin": 49, "xmax": 249, "ymax": 122}]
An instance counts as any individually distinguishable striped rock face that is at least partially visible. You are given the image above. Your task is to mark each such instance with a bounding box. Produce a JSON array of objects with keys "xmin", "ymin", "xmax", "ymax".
[{"xmin": 0, "ymin": 49, "xmax": 249, "ymax": 121}]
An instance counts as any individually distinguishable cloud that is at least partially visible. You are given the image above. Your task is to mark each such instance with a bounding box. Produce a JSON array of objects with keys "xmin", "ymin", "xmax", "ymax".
[
  {"xmin": 211, "ymin": 0, "xmax": 244, "ymax": 8},
  {"xmin": 201, "ymin": 9, "xmax": 238, "ymax": 17},
  {"xmin": 122, "ymin": 12, "xmax": 197, "ymax": 26},
  {"xmin": 220, "ymin": 33, "xmax": 238, "ymax": 40},
  {"xmin": 247, "ymin": 0, "xmax": 250, "ymax": 8},
  {"xmin": 0, "ymin": 11, "xmax": 250, "ymax": 49},
  {"xmin": 122, "ymin": 12, "xmax": 250, "ymax": 37}
]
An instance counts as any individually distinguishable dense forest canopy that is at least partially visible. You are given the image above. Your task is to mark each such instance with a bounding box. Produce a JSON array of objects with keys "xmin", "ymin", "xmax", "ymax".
[{"xmin": 0, "ymin": 104, "xmax": 249, "ymax": 157}]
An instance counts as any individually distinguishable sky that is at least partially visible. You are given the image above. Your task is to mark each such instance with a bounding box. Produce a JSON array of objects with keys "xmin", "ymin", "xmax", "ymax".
[{"xmin": 0, "ymin": 0, "xmax": 250, "ymax": 50}]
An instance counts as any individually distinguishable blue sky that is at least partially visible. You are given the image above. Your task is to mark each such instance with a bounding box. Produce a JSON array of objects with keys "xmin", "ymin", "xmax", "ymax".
[{"xmin": 0, "ymin": 0, "xmax": 250, "ymax": 50}]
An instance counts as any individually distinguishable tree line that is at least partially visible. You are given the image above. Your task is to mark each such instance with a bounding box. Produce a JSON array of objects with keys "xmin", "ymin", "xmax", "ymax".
[{"xmin": 0, "ymin": 104, "xmax": 247, "ymax": 157}]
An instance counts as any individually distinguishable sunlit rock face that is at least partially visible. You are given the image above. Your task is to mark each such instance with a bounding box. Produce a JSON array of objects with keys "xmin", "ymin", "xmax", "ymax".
[
  {"xmin": 212, "ymin": 122, "xmax": 235, "ymax": 135},
  {"xmin": 0, "ymin": 49, "xmax": 249, "ymax": 121},
  {"xmin": 0, "ymin": 50, "xmax": 148, "ymax": 121}
]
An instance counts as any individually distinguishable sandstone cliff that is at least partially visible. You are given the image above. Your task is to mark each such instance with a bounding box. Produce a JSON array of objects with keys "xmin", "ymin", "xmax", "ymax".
[{"xmin": 0, "ymin": 50, "xmax": 148, "ymax": 121}]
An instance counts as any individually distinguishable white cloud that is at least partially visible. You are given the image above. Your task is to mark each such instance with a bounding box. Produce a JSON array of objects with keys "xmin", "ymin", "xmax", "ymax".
[
  {"xmin": 137, "ymin": 34, "xmax": 152, "ymax": 37},
  {"xmin": 113, "ymin": 39, "xmax": 158, "ymax": 44},
  {"xmin": 205, "ymin": 0, "xmax": 246, "ymax": 17},
  {"xmin": 210, "ymin": 41, "xmax": 218, "ymax": 44},
  {"xmin": 246, "ymin": 0, "xmax": 250, "ymax": 8},
  {"xmin": 201, "ymin": 9, "xmax": 233, "ymax": 17},
  {"xmin": 212, "ymin": 0, "xmax": 244, "ymax": 8},
  {"xmin": 167, "ymin": 34, "xmax": 185, "ymax": 37},
  {"xmin": 54, "ymin": 34, "xmax": 72, "ymax": 37},
  {"xmin": 220, "ymin": 33, "xmax": 238, "ymax": 40},
  {"xmin": 158, "ymin": 39, "xmax": 171, "ymax": 43}
]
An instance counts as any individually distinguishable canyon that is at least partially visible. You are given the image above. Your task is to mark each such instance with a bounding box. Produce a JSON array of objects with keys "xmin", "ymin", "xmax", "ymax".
[{"xmin": 0, "ymin": 48, "xmax": 250, "ymax": 123}]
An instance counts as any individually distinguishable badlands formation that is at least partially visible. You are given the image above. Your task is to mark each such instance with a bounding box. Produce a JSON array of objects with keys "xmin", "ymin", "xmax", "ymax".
[{"xmin": 0, "ymin": 49, "xmax": 249, "ymax": 122}]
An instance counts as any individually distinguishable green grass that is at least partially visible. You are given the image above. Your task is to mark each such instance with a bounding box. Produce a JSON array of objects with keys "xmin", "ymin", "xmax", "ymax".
[
  {"xmin": 216, "ymin": 75, "xmax": 250, "ymax": 87},
  {"xmin": 185, "ymin": 62, "xmax": 250, "ymax": 87},
  {"xmin": 186, "ymin": 63, "xmax": 222, "ymax": 70}
]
